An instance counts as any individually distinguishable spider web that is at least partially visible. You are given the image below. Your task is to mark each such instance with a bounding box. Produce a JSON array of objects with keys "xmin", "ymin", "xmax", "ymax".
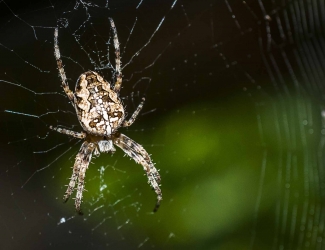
[{"xmin": 0, "ymin": 0, "xmax": 325, "ymax": 249}]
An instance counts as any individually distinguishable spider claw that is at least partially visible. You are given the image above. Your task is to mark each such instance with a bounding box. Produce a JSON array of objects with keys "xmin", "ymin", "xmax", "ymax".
[
  {"xmin": 153, "ymin": 199, "xmax": 161, "ymax": 213},
  {"xmin": 76, "ymin": 208, "xmax": 83, "ymax": 215}
]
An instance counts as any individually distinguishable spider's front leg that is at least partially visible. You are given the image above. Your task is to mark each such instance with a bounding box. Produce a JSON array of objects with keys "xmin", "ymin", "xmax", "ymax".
[
  {"xmin": 113, "ymin": 133, "xmax": 162, "ymax": 212},
  {"xmin": 75, "ymin": 142, "xmax": 96, "ymax": 214},
  {"xmin": 64, "ymin": 141, "xmax": 95, "ymax": 214}
]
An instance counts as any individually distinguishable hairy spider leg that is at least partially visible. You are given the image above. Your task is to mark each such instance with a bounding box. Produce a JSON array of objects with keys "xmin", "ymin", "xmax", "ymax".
[
  {"xmin": 109, "ymin": 18, "xmax": 122, "ymax": 94},
  {"xmin": 113, "ymin": 133, "xmax": 162, "ymax": 212},
  {"xmin": 63, "ymin": 141, "xmax": 91, "ymax": 204},
  {"xmin": 49, "ymin": 126, "xmax": 86, "ymax": 139},
  {"xmin": 122, "ymin": 98, "xmax": 145, "ymax": 127},
  {"xmin": 73, "ymin": 141, "xmax": 96, "ymax": 214},
  {"xmin": 54, "ymin": 28, "xmax": 75, "ymax": 102}
]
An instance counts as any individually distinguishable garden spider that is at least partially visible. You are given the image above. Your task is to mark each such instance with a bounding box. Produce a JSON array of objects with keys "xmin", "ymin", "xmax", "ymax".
[{"xmin": 50, "ymin": 18, "xmax": 162, "ymax": 214}]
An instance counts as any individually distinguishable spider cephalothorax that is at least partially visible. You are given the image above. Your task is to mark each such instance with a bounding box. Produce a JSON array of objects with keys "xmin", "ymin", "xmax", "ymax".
[{"xmin": 50, "ymin": 18, "xmax": 162, "ymax": 214}]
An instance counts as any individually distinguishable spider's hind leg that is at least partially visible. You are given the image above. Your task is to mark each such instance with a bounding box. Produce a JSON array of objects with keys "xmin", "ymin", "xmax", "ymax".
[
  {"xmin": 109, "ymin": 18, "xmax": 122, "ymax": 94},
  {"xmin": 54, "ymin": 28, "xmax": 75, "ymax": 103}
]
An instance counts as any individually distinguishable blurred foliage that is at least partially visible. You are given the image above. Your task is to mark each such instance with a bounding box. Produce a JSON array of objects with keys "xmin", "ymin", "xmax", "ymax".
[{"xmin": 52, "ymin": 93, "xmax": 316, "ymax": 249}]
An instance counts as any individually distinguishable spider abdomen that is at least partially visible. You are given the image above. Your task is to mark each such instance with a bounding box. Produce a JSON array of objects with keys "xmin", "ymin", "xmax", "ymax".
[{"xmin": 74, "ymin": 71, "xmax": 124, "ymax": 136}]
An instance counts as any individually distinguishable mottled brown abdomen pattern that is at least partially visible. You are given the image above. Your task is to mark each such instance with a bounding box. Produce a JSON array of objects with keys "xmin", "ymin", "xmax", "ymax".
[{"xmin": 74, "ymin": 71, "xmax": 125, "ymax": 136}]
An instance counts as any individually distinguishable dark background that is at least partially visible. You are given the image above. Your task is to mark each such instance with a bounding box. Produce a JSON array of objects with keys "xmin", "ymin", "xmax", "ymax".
[{"xmin": 0, "ymin": 0, "xmax": 325, "ymax": 249}]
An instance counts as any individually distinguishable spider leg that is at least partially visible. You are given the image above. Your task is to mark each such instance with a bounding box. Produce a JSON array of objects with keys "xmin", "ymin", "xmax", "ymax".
[
  {"xmin": 49, "ymin": 126, "xmax": 86, "ymax": 139},
  {"xmin": 109, "ymin": 18, "xmax": 122, "ymax": 94},
  {"xmin": 122, "ymin": 98, "xmax": 145, "ymax": 127},
  {"xmin": 113, "ymin": 133, "xmax": 162, "ymax": 212},
  {"xmin": 54, "ymin": 28, "xmax": 75, "ymax": 103},
  {"xmin": 75, "ymin": 142, "xmax": 96, "ymax": 214},
  {"xmin": 63, "ymin": 141, "xmax": 90, "ymax": 203}
]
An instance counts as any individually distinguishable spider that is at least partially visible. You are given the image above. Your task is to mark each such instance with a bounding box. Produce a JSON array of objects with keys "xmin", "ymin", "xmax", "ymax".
[{"xmin": 49, "ymin": 18, "xmax": 162, "ymax": 214}]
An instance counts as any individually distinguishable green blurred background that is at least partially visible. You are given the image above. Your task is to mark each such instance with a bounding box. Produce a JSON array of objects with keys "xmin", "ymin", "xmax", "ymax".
[{"xmin": 0, "ymin": 0, "xmax": 325, "ymax": 249}]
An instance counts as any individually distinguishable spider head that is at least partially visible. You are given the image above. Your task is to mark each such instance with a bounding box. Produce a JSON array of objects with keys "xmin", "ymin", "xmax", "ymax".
[
  {"xmin": 86, "ymin": 134, "xmax": 116, "ymax": 156},
  {"xmin": 97, "ymin": 140, "xmax": 116, "ymax": 154}
]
